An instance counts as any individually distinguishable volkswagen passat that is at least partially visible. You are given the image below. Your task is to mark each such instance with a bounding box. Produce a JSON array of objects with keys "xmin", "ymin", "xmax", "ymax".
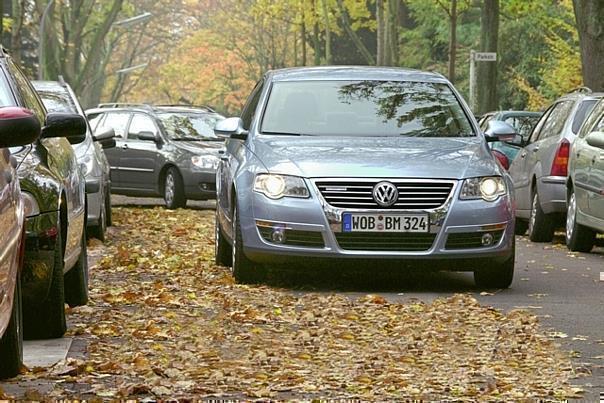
[{"xmin": 214, "ymin": 67, "xmax": 517, "ymax": 288}]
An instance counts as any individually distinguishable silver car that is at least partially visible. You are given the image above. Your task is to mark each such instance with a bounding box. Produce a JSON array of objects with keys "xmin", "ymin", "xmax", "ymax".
[
  {"xmin": 215, "ymin": 67, "xmax": 517, "ymax": 288},
  {"xmin": 509, "ymin": 90, "xmax": 602, "ymax": 242},
  {"xmin": 566, "ymin": 98, "xmax": 604, "ymax": 252}
]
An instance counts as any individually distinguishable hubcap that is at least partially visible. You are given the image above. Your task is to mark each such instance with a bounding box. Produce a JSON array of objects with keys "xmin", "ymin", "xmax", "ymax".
[
  {"xmin": 165, "ymin": 173, "xmax": 175, "ymax": 205},
  {"xmin": 529, "ymin": 193, "xmax": 538, "ymax": 234},
  {"xmin": 566, "ymin": 192, "xmax": 576, "ymax": 242}
]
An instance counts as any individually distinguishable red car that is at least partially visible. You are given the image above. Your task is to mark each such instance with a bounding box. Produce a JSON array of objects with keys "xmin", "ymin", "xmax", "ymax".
[{"xmin": 0, "ymin": 107, "xmax": 40, "ymax": 379}]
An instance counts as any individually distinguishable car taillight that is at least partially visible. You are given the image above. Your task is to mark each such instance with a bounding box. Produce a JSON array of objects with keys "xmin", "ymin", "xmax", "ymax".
[
  {"xmin": 491, "ymin": 150, "xmax": 510, "ymax": 170},
  {"xmin": 550, "ymin": 139, "xmax": 570, "ymax": 177}
]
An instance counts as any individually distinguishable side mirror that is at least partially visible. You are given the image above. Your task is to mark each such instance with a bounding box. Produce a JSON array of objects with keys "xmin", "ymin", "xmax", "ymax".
[
  {"xmin": 42, "ymin": 112, "xmax": 87, "ymax": 144},
  {"xmin": 0, "ymin": 107, "xmax": 41, "ymax": 147},
  {"xmin": 137, "ymin": 131, "xmax": 158, "ymax": 142},
  {"xmin": 93, "ymin": 128, "xmax": 116, "ymax": 149},
  {"xmin": 214, "ymin": 117, "xmax": 248, "ymax": 140},
  {"xmin": 484, "ymin": 120, "xmax": 517, "ymax": 143},
  {"xmin": 586, "ymin": 131, "xmax": 604, "ymax": 149}
]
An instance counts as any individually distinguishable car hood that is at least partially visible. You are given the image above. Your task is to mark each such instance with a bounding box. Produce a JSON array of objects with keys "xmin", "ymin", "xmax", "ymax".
[
  {"xmin": 172, "ymin": 140, "xmax": 224, "ymax": 155},
  {"xmin": 251, "ymin": 136, "xmax": 500, "ymax": 179}
]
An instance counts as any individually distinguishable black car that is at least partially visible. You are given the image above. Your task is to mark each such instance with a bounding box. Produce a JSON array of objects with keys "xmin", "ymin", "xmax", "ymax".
[
  {"xmin": 0, "ymin": 49, "xmax": 89, "ymax": 339},
  {"xmin": 86, "ymin": 104, "xmax": 225, "ymax": 208}
]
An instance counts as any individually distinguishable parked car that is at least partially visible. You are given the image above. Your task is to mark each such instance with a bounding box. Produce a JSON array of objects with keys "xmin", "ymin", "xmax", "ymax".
[
  {"xmin": 0, "ymin": 50, "xmax": 89, "ymax": 340},
  {"xmin": 566, "ymin": 98, "xmax": 604, "ymax": 252},
  {"xmin": 86, "ymin": 104, "xmax": 225, "ymax": 209},
  {"xmin": 215, "ymin": 66, "xmax": 517, "ymax": 288},
  {"xmin": 479, "ymin": 110, "xmax": 542, "ymax": 165},
  {"xmin": 0, "ymin": 107, "xmax": 40, "ymax": 379},
  {"xmin": 33, "ymin": 80, "xmax": 115, "ymax": 241},
  {"xmin": 508, "ymin": 89, "xmax": 603, "ymax": 241}
]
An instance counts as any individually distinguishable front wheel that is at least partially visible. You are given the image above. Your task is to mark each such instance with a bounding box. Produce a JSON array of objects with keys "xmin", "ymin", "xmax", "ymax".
[
  {"xmin": 528, "ymin": 192, "xmax": 555, "ymax": 242},
  {"xmin": 474, "ymin": 241, "xmax": 515, "ymax": 289},
  {"xmin": 90, "ymin": 196, "xmax": 106, "ymax": 242},
  {"xmin": 0, "ymin": 276, "xmax": 23, "ymax": 379},
  {"xmin": 65, "ymin": 232, "xmax": 89, "ymax": 307},
  {"xmin": 232, "ymin": 204, "xmax": 266, "ymax": 284},
  {"xmin": 164, "ymin": 167, "xmax": 186, "ymax": 209},
  {"xmin": 566, "ymin": 190, "xmax": 595, "ymax": 252},
  {"xmin": 105, "ymin": 185, "xmax": 113, "ymax": 227},
  {"xmin": 215, "ymin": 208, "xmax": 232, "ymax": 266}
]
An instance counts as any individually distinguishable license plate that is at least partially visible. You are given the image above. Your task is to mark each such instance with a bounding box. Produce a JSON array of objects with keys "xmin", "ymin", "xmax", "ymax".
[{"xmin": 342, "ymin": 213, "xmax": 429, "ymax": 233}]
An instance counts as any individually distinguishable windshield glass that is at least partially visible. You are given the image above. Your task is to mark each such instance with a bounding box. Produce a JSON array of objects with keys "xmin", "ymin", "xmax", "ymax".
[
  {"xmin": 37, "ymin": 90, "xmax": 76, "ymax": 113},
  {"xmin": 261, "ymin": 80, "xmax": 474, "ymax": 137},
  {"xmin": 158, "ymin": 112, "xmax": 224, "ymax": 140}
]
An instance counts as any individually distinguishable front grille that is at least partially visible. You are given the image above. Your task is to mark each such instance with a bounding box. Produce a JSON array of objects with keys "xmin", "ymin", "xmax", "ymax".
[
  {"xmin": 335, "ymin": 232, "xmax": 436, "ymax": 251},
  {"xmin": 445, "ymin": 230, "xmax": 504, "ymax": 250},
  {"xmin": 258, "ymin": 227, "xmax": 325, "ymax": 248},
  {"xmin": 315, "ymin": 180, "xmax": 454, "ymax": 209}
]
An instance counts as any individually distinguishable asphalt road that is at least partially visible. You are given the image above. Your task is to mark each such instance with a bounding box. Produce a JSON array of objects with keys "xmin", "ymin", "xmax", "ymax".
[{"xmin": 2, "ymin": 195, "xmax": 603, "ymax": 400}]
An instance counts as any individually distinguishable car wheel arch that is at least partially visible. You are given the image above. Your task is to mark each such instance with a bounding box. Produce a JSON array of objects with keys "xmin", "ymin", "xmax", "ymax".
[{"xmin": 158, "ymin": 164, "xmax": 180, "ymax": 195}]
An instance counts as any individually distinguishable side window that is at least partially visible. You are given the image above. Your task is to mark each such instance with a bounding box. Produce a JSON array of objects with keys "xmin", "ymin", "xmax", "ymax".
[
  {"xmin": 528, "ymin": 107, "xmax": 554, "ymax": 143},
  {"xmin": 571, "ymin": 99, "xmax": 597, "ymax": 134},
  {"xmin": 128, "ymin": 114, "xmax": 157, "ymax": 140},
  {"xmin": 88, "ymin": 113, "xmax": 105, "ymax": 132},
  {"xmin": 577, "ymin": 100, "xmax": 604, "ymax": 138},
  {"xmin": 535, "ymin": 101, "xmax": 574, "ymax": 141},
  {"xmin": 101, "ymin": 112, "xmax": 131, "ymax": 139},
  {"xmin": 8, "ymin": 62, "xmax": 46, "ymax": 124},
  {"xmin": 241, "ymin": 80, "xmax": 264, "ymax": 130},
  {"xmin": 479, "ymin": 116, "xmax": 492, "ymax": 131}
]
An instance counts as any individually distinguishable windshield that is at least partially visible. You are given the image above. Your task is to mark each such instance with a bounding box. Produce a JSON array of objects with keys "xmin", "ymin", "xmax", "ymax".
[
  {"xmin": 158, "ymin": 112, "xmax": 224, "ymax": 140},
  {"xmin": 261, "ymin": 80, "xmax": 474, "ymax": 137},
  {"xmin": 37, "ymin": 90, "xmax": 77, "ymax": 113}
]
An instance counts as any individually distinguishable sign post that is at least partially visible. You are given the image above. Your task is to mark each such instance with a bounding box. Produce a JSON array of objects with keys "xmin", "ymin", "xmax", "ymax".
[{"xmin": 469, "ymin": 51, "xmax": 497, "ymax": 113}]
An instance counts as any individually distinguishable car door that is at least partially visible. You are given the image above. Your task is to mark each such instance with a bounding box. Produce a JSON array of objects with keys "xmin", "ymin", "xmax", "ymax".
[
  {"xmin": 95, "ymin": 112, "xmax": 132, "ymax": 189},
  {"xmin": 120, "ymin": 113, "xmax": 160, "ymax": 191},
  {"xmin": 509, "ymin": 107, "xmax": 553, "ymax": 214},
  {"xmin": 0, "ymin": 148, "xmax": 19, "ymax": 314},
  {"xmin": 585, "ymin": 114, "xmax": 604, "ymax": 218}
]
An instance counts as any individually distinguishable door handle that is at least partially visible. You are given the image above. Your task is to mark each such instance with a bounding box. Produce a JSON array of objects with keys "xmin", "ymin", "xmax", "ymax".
[
  {"xmin": 532, "ymin": 146, "xmax": 539, "ymax": 152},
  {"xmin": 520, "ymin": 152, "xmax": 527, "ymax": 158},
  {"xmin": 122, "ymin": 144, "xmax": 129, "ymax": 150},
  {"xmin": 593, "ymin": 157, "xmax": 597, "ymax": 164}
]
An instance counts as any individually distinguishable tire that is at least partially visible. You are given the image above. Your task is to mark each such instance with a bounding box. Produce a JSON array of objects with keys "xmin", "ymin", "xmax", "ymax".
[
  {"xmin": 23, "ymin": 219, "xmax": 67, "ymax": 340},
  {"xmin": 164, "ymin": 167, "xmax": 186, "ymax": 209},
  {"xmin": 215, "ymin": 207, "xmax": 232, "ymax": 266},
  {"xmin": 474, "ymin": 239, "xmax": 515, "ymax": 289},
  {"xmin": 90, "ymin": 197, "xmax": 106, "ymax": 242},
  {"xmin": 65, "ymin": 232, "xmax": 89, "ymax": 307},
  {"xmin": 514, "ymin": 218, "xmax": 528, "ymax": 235},
  {"xmin": 0, "ymin": 276, "xmax": 23, "ymax": 379},
  {"xmin": 528, "ymin": 191, "xmax": 555, "ymax": 242},
  {"xmin": 105, "ymin": 186, "xmax": 113, "ymax": 227},
  {"xmin": 566, "ymin": 190, "xmax": 595, "ymax": 252},
  {"xmin": 232, "ymin": 204, "xmax": 265, "ymax": 284}
]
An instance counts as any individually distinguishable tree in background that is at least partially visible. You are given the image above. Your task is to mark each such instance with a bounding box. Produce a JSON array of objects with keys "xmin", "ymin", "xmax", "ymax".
[
  {"xmin": 573, "ymin": 0, "xmax": 604, "ymax": 92},
  {"xmin": 475, "ymin": 0, "xmax": 498, "ymax": 115}
]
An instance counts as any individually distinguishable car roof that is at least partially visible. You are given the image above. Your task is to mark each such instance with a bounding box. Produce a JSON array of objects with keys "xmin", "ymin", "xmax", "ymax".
[
  {"xmin": 32, "ymin": 80, "xmax": 69, "ymax": 92},
  {"xmin": 492, "ymin": 110, "xmax": 543, "ymax": 118},
  {"xmin": 267, "ymin": 66, "xmax": 449, "ymax": 83},
  {"xmin": 85, "ymin": 104, "xmax": 221, "ymax": 117}
]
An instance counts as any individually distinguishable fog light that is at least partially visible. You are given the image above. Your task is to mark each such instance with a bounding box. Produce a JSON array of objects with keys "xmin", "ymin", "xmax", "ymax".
[
  {"xmin": 271, "ymin": 228, "xmax": 286, "ymax": 244},
  {"xmin": 481, "ymin": 232, "xmax": 494, "ymax": 246}
]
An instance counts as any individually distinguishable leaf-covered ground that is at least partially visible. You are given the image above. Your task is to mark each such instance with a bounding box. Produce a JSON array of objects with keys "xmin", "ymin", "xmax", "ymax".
[{"xmin": 4, "ymin": 207, "xmax": 584, "ymax": 400}]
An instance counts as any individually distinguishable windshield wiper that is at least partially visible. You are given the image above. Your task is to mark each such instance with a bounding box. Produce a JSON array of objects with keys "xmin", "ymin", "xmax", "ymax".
[{"xmin": 261, "ymin": 131, "xmax": 303, "ymax": 136}]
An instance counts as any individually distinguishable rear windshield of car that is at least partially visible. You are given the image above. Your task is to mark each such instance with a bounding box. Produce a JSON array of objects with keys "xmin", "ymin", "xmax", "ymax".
[
  {"xmin": 261, "ymin": 80, "xmax": 475, "ymax": 137},
  {"xmin": 158, "ymin": 112, "xmax": 224, "ymax": 141},
  {"xmin": 37, "ymin": 90, "xmax": 77, "ymax": 113}
]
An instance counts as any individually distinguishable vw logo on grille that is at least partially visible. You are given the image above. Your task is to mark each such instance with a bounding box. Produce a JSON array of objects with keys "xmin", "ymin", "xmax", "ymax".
[{"xmin": 373, "ymin": 181, "xmax": 399, "ymax": 207}]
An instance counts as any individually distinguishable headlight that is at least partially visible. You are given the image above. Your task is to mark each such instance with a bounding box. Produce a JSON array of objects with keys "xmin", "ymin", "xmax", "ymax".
[
  {"xmin": 22, "ymin": 192, "xmax": 40, "ymax": 217},
  {"xmin": 460, "ymin": 176, "xmax": 506, "ymax": 202},
  {"xmin": 192, "ymin": 155, "xmax": 219, "ymax": 170},
  {"xmin": 79, "ymin": 155, "xmax": 94, "ymax": 177},
  {"xmin": 253, "ymin": 174, "xmax": 310, "ymax": 199}
]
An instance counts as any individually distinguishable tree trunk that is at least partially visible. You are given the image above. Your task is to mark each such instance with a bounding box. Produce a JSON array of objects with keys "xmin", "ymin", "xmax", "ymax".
[
  {"xmin": 336, "ymin": 0, "xmax": 375, "ymax": 65},
  {"xmin": 388, "ymin": 0, "xmax": 400, "ymax": 66},
  {"xmin": 573, "ymin": 0, "xmax": 604, "ymax": 91},
  {"xmin": 376, "ymin": 0, "xmax": 385, "ymax": 65},
  {"xmin": 300, "ymin": 3, "xmax": 307, "ymax": 66},
  {"xmin": 476, "ymin": 0, "xmax": 499, "ymax": 114},
  {"xmin": 447, "ymin": 0, "xmax": 457, "ymax": 83},
  {"xmin": 321, "ymin": 0, "xmax": 331, "ymax": 64},
  {"xmin": 312, "ymin": 0, "xmax": 321, "ymax": 65}
]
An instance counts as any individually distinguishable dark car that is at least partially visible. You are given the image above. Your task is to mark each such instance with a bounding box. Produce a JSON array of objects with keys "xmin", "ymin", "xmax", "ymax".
[
  {"xmin": 0, "ymin": 107, "xmax": 40, "ymax": 379},
  {"xmin": 508, "ymin": 89, "xmax": 602, "ymax": 242},
  {"xmin": 479, "ymin": 111, "xmax": 542, "ymax": 165},
  {"xmin": 33, "ymin": 80, "xmax": 115, "ymax": 241},
  {"xmin": 0, "ymin": 50, "xmax": 89, "ymax": 340},
  {"xmin": 85, "ymin": 104, "xmax": 225, "ymax": 209}
]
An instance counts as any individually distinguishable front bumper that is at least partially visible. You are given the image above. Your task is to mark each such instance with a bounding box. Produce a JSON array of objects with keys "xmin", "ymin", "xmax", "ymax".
[
  {"xmin": 181, "ymin": 169, "xmax": 216, "ymax": 200},
  {"xmin": 239, "ymin": 179, "xmax": 515, "ymax": 269},
  {"xmin": 21, "ymin": 211, "xmax": 59, "ymax": 306}
]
